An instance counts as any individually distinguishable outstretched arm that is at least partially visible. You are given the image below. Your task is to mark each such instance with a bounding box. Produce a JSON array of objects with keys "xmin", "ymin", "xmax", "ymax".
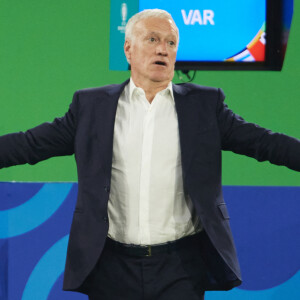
[
  {"xmin": 0, "ymin": 91, "xmax": 78, "ymax": 169},
  {"xmin": 217, "ymin": 89, "xmax": 300, "ymax": 172}
]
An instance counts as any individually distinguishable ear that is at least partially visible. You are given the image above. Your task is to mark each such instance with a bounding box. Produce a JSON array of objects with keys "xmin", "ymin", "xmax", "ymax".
[{"xmin": 124, "ymin": 40, "xmax": 131, "ymax": 63}]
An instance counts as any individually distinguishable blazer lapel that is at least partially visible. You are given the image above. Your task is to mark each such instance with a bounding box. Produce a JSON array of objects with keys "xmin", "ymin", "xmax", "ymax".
[
  {"xmin": 95, "ymin": 80, "xmax": 129, "ymax": 178},
  {"xmin": 173, "ymin": 84, "xmax": 203, "ymax": 180}
]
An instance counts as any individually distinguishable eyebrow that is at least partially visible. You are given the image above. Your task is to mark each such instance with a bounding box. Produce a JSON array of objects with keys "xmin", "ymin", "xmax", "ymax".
[
  {"xmin": 146, "ymin": 31, "xmax": 177, "ymax": 40},
  {"xmin": 146, "ymin": 31, "xmax": 159, "ymax": 36}
]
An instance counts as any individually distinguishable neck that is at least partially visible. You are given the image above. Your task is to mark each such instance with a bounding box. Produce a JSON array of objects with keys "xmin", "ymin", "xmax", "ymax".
[{"xmin": 132, "ymin": 77, "xmax": 171, "ymax": 103}]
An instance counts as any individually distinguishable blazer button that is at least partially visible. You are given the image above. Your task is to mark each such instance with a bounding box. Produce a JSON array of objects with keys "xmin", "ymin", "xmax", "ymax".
[
  {"xmin": 104, "ymin": 186, "xmax": 110, "ymax": 193},
  {"xmin": 103, "ymin": 216, "xmax": 108, "ymax": 223}
]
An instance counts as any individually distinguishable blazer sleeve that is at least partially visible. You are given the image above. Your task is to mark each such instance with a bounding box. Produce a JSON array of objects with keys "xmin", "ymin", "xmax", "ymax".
[
  {"xmin": 0, "ymin": 91, "xmax": 78, "ymax": 169},
  {"xmin": 216, "ymin": 88, "xmax": 300, "ymax": 172}
]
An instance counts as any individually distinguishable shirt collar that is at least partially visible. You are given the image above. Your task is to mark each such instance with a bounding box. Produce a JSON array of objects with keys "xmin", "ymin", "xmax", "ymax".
[{"xmin": 129, "ymin": 78, "xmax": 174, "ymax": 104}]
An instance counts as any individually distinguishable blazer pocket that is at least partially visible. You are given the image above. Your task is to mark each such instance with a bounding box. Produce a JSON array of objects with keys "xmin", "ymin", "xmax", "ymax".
[{"xmin": 217, "ymin": 203, "xmax": 230, "ymax": 220}]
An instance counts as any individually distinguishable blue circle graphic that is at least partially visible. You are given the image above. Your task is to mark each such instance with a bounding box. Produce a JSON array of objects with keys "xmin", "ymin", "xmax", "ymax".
[
  {"xmin": 206, "ymin": 271, "xmax": 300, "ymax": 300},
  {"xmin": 22, "ymin": 235, "xmax": 69, "ymax": 300},
  {"xmin": 0, "ymin": 183, "xmax": 73, "ymax": 238}
]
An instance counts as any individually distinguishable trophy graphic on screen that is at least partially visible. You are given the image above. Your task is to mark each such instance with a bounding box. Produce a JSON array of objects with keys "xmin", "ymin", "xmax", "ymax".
[{"xmin": 121, "ymin": 3, "xmax": 128, "ymax": 26}]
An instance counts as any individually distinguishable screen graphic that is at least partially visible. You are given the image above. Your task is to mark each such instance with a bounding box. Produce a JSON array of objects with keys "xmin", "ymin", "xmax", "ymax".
[{"xmin": 139, "ymin": 0, "xmax": 266, "ymax": 62}]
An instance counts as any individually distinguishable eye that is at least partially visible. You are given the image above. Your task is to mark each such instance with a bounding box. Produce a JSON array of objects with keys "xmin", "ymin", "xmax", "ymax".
[
  {"xmin": 168, "ymin": 41, "xmax": 176, "ymax": 47},
  {"xmin": 149, "ymin": 37, "xmax": 156, "ymax": 43}
]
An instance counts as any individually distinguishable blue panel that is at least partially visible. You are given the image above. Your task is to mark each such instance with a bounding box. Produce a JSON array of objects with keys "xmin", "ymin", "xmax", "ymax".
[
  {"xmin": 224, "ymin": 186, "xmax": 300, "ymax": 290},
  {"xmin": 0, "ymin": 183, "xmax": 299, "ymax": 299},
  {"xmin": 22, "ymin": 235, "xmax": 69, "ymax": 300},
  {"xmin": 0, "ymin": 183, "xmax": 73, "ymax": 238},
  {"xmin": 206, "ymin": 271, "xmax": 300, "ymax": 299},
  {"xmin": 0, "ymin": 182, "xmax": 43, "ymax": 210}
]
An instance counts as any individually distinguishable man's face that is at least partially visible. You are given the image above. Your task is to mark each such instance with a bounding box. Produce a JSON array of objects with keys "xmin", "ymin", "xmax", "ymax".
[{"xmin": 124, "ymin": 17, "xmax": 178, "ymax": 86}]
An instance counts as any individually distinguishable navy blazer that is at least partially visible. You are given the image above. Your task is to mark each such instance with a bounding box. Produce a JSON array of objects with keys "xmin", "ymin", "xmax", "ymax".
[{"xmin": 1, "ymin": 80, "xmax": 300, "ymax": 291}]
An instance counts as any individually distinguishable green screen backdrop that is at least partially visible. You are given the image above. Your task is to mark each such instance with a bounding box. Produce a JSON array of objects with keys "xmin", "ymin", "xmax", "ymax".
[{"xmin": 0, "ymin": 0, "xmax": 299, "ymax": 185}]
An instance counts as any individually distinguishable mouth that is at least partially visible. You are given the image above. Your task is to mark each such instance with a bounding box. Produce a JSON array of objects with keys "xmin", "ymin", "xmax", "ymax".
[{"xmin": 154, "ymin": 60, "xmax": 167, "ymax": 67}]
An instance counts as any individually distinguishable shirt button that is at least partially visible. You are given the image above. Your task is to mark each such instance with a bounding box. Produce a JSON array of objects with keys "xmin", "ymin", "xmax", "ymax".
[
  {"xmin": 104, "ymin": 186, "xmax": 110, "ymax": 193},
  {"xmin": 103, "ymin": 216, "xmax": 108, "ymax": 223}
]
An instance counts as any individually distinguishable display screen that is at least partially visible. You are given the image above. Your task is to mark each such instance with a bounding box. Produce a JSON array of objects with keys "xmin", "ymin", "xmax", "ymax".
[
  {"xmin": 139, "ymin": 0, "xmax": 266, "ymax": 63},
  {"xmin": 109, "ymin": 0, "xmax": 287, "ymax": 70}
]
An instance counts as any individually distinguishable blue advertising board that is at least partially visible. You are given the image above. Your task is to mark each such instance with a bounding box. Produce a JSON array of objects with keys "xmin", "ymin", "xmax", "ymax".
[{"xmin": 0, "ymin": 183, "xmax": 299, "ymax": 299}]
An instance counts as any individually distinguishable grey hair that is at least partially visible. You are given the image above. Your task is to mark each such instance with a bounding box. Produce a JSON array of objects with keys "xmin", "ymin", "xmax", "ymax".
[{"xmin": 125, "ymin": 9, "xmax": 179, "ymax": 43}]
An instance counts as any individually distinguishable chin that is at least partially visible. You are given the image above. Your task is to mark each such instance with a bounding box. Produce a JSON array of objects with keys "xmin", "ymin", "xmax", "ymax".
[{"xmin": 150, "ymin": 73, "xmax": 172, "ymax": 83}]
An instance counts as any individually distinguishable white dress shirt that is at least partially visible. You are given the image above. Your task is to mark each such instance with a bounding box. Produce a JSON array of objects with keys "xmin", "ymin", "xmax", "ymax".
[{"xmin": 107, "ymin": 78, "xmax": 202, "ymax": 245}]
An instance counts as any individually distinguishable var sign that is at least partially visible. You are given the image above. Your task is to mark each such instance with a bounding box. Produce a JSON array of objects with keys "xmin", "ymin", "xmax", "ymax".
[{"xmin": 181, "ymin": 9, "xmax": 215, "ymax": 25}]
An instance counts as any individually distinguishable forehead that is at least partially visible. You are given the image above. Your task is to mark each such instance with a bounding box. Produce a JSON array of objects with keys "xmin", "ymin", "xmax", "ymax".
[{"xmin": 134, "ymin": 17, "xmax": 178, "ymax": 39}]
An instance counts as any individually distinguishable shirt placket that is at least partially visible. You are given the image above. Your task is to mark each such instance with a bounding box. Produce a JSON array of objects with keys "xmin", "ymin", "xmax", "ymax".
[{"xmin": 138, "ymin": 95, "xmax": 156, "ymax": 245}]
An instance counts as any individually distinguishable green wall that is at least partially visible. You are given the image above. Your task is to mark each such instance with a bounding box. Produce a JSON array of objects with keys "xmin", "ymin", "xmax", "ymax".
[{"xmin": 0, "ymin": 0, "xmax": 299, "ymax": 185}]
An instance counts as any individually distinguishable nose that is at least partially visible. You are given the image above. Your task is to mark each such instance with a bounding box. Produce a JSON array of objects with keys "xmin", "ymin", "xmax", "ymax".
[{"xmin": 156, "ymin": 42, "xmax": 168, "ymax": 56}]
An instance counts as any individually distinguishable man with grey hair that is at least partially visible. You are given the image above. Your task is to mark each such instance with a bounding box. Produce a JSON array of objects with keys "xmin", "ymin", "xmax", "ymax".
[{"xmin": 0, "ymin": 8, "xmax": 300, "ymax": 300}]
